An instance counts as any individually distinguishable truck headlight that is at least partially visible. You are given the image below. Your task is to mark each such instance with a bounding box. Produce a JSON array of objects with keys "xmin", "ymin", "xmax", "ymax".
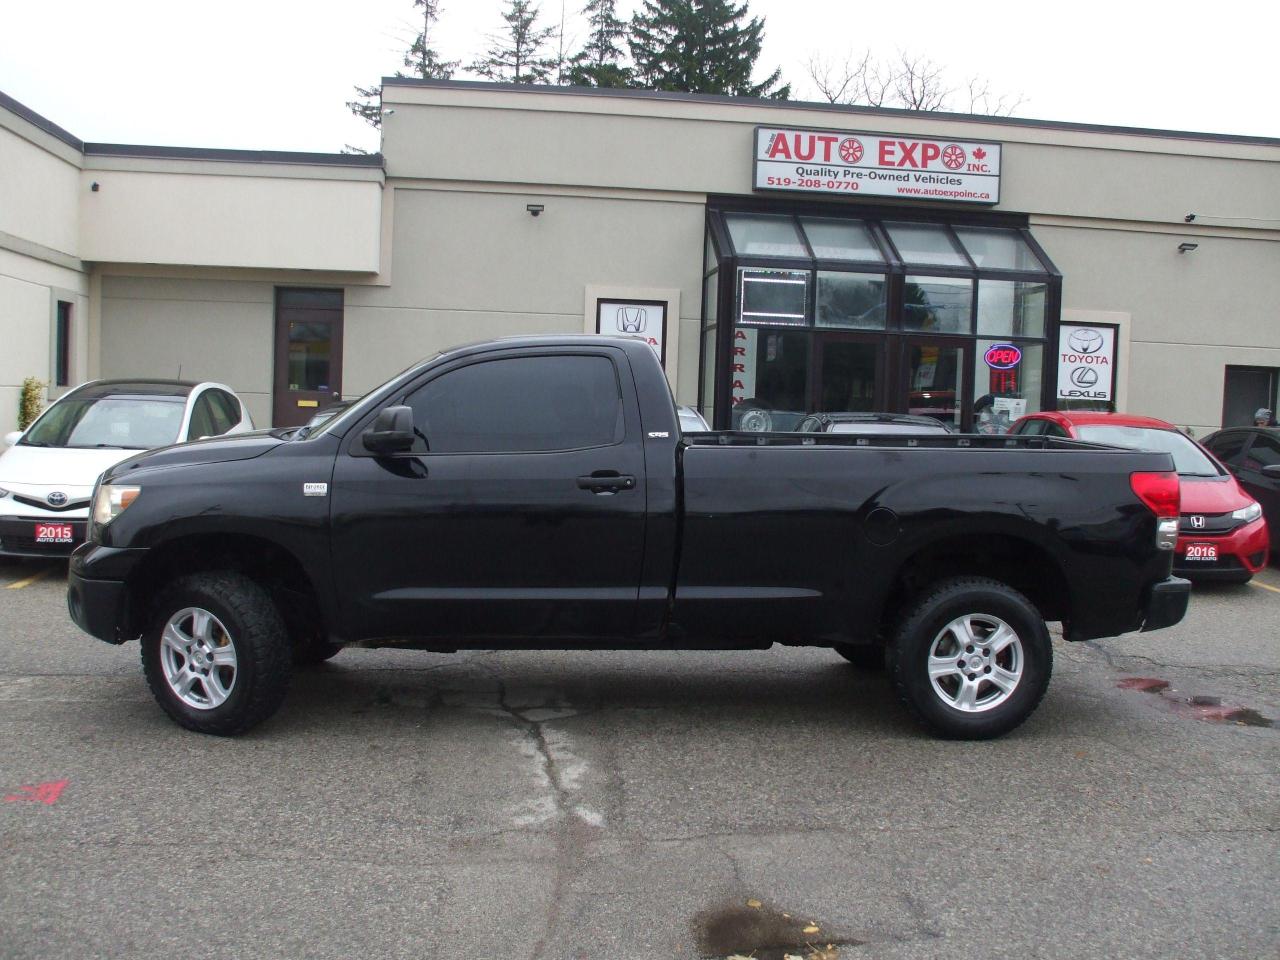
[
  {"xmin": 92, "ymin": 484, "xmax": 141, "ymax": 526},
  {"xmin": 1231, "ymin": 502, "xmax": 1262, "ymax": 524}
]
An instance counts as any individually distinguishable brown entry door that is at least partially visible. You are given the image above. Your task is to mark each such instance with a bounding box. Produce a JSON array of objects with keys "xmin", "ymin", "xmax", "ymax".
[
  {"xmin": 273, "ymin": 288, "xmax": 344, "ymax": 427},
  {"xmin": 899, "ymin": 337, "xmax": 969, "ymax": 431}
]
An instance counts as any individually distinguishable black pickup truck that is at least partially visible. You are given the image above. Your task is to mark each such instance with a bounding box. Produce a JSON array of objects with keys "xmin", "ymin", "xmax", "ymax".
[{"xmin": 68, "ymin": 336, "xmax": 1189, "ymax": 739}]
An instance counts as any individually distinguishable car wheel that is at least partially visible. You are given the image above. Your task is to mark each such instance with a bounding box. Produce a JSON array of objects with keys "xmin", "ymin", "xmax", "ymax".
[
  {"xmin": 888, "ymin": 577, "xmax": 1051, "ymax": 740},
  {"xmin": 140, "ymin": 572, "xmax": 291, "ymax": 735},
  {"xmin": 834, "ymin": 644, "xmax": 886, "ymax": 670}
]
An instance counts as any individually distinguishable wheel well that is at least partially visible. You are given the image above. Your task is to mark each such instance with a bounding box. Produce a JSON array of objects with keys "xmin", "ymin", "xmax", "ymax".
[
  {"xmin": 880, "ymin": 534, "xmax": 1071, "ymax": 638},
  {"xmin": 123, "ymin": 534, "xmax": 324, "ymax": 646}
]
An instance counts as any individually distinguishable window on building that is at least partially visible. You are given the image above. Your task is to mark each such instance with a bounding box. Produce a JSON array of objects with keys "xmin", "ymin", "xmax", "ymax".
[
  {"xmin": 404, "ymin": 355, "xmax": 623, "ymax": 454},
  {"xmin": 55, "ymin": 301, "xmax": 72, "ymax": 387},
  {"xmin": 702, "ymin": 211, "xmax": 1058, "ymax": 432}
]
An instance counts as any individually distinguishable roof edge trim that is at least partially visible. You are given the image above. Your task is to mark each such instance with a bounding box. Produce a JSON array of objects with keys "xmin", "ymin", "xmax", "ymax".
[{"xmin": 381, "ymin": 77, "xmax": 1280, "ymax": 148}]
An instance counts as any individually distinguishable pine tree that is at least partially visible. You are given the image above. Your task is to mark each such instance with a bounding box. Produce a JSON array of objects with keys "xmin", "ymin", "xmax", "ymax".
[
  {"xmin": 568, "ymin": 0, "xmax": 631, "ymax": 88},
  {"xmin": 629, "ymin": 0, "xmax": 789, "ymax": 99},
  {"xmin": 471, "ymin": 0, "xmax": 558, "ymax": 85},
  {"xmin": 402, "ymin": 0, "xmax": 460, "ymax": 81},
  {"xmin": 347, "ymin": 0, "xmax": 457, "ymax": 133}
]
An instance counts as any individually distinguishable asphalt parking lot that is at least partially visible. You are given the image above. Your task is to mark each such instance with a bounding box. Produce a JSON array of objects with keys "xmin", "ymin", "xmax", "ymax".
[{"xmin": 0, "ymin": 559, "xmax": 1276, "ymax": 960}]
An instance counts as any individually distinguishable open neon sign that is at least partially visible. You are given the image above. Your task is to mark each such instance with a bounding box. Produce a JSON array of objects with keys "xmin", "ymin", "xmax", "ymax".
[{"xmin": 984, "ymin": 343, "xmax": 1022, "ymax": 370}]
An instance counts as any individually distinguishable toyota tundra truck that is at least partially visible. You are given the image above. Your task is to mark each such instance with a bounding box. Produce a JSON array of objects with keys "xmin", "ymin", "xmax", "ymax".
[{"xmin": 67, "ymin": 336, "xmax": 1190, "ymax": 739}]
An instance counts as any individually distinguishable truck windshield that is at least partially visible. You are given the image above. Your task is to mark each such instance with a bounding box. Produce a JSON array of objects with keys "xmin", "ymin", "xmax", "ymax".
[
  {"xmin": 1074, "ymin": 425, "xmax": 1221, "ymax": 477},
  {"xmin": 22, "ymin": 395, "xmax": 185, "ymax": 450}
]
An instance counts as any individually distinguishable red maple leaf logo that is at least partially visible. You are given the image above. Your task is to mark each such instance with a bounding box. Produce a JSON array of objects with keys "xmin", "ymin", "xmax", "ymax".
[{"xmin": 973, "ymin": 147, "xmax": 987, "ymax": 160}]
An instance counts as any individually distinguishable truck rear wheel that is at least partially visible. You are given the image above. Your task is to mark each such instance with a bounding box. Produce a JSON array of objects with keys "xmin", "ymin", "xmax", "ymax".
[
  {"xmin": 888, "ymin": 577, "xmax": 1051, "ymax": 740},
  {"xmin": 140, "ymin": 572, "xmax": 291, "ymax": 736}
]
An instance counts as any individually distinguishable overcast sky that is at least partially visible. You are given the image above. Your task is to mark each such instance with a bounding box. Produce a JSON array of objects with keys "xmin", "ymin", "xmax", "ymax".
[{"xmin": 1, "ymin": 0, "xmax": 1273, "ymax": 153}]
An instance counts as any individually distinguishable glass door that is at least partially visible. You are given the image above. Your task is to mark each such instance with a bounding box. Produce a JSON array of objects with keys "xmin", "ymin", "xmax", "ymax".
[
  {"xmin": 814, "ymin": 333, "xmax": 885, "ymax": 413},
  {"xmin": 900, "ymin": 338, "xmax": 968, "ymax": 430}
]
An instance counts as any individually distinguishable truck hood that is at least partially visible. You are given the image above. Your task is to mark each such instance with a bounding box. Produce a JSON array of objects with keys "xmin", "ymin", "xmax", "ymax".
[
  {"xmin": 1179, "ymin": 474, "xmax": 1252, "ymax": 513},
  {"xmin": 105, "ymin": 431, "xmax": 283, "ymax": 479},
  {"xmin": 0, "ymin": 444, "xmax": 136, "ymax": 488}
]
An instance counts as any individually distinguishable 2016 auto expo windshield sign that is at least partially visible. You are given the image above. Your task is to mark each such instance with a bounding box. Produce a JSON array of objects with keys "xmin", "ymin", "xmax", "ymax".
[
  {"xmin": 753, "ymin": 127, "xmax": 1002, "ymax": 204},
  {"xmin": 1057, "ymin": 324, "xmax": 1117, "ymax": 402}
]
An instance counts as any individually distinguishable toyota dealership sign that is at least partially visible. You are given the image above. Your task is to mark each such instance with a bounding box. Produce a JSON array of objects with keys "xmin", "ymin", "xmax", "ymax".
[
  {"xmin": 1057, "ymin": 324, "xmax": 1117, "ymax": 402},
  {"xmin": 753, "ymin": 127, "xmax": 1002, "ymax": 204}
]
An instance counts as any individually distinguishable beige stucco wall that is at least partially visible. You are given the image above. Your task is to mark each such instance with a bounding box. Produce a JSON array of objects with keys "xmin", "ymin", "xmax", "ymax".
[
  {"xmin": 99, "ymin": 276, "xmax": 276, "ymax": 427},
  {"xmin": 0, "ymin": 111, "xmax": 87, "ymax": 434},
  {"xmin": 1034, "ymin": 223, "xmax": 1280, "ymax": 436},
  {"xmin": 344, "ymin": 186, "xmax": 706, "ymax": 402},
  {"xmin": 80, "ymin": 169, "xmax": 382, "ymax": 273}
]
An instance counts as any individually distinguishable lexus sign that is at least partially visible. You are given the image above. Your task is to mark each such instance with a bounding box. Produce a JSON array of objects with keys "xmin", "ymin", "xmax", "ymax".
[
  {"xmin": 753, "ymin": 126, "xmax": 1002, "ymax": 204},
  {"xmin": 1057, "ymin": 324, "xmax": 1117, "ymax": 402}
]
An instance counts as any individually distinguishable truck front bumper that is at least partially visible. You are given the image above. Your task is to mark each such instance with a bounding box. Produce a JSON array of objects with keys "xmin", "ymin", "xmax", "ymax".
[
  {"xmin": 66, "ymin": 543, "xmax": 149, "ymax": 645},
  {"xmin": 1140, "ymin": 576, "xmax": 1191, "ymax": 633}
]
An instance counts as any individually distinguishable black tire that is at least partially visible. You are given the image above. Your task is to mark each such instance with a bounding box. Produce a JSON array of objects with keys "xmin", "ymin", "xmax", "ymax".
[
  {"xmin": 140, "ymin": 572, "xmax": 291, "ymax": 736},
  {"xmin": 888, "ymin": 577, "xmax": 1052, "ymax": 740},
  {"xmin": 293, "ymin": 639, "xmax": 344, "ymax": 666},
  {"xmin": 834, "ymin": 644, "xmax": 886, "ymax": 670}
]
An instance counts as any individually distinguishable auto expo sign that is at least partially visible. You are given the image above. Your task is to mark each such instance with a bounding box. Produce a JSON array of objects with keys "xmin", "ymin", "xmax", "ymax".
[
  {"xmin": 753, "ymin": 127, "xmax": 1002, "ymax": 204},
  {"xmin": 1057, "ymin": 324, "xmax": 1117, "ymax": 402}
]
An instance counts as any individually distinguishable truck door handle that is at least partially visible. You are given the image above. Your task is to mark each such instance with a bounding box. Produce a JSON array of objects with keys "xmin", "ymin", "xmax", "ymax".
[{"xmin": 576, "ymin": 471, "xmax": 636, "ymax": 494}]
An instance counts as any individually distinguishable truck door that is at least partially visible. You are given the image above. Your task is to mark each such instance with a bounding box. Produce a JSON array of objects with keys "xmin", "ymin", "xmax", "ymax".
[{"xmin": 329, "ymin": 346, "xmax": 647, "ymax": 642}]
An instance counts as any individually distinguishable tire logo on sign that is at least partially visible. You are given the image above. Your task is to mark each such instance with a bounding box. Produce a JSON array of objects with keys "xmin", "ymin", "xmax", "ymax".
[
  {"xmin": 1069, "ymin": 367, "xmax": 1099, "ymax": 388},
  {"xmin": 46, "ymin": 492, "xmax": 68, "ymax": 507},
  {"xmin": 1068, "ymin": 328, "xmax": 1105, "ymax": 353},
  {"xmin": 839, "ymin": 138, "xmax": 864, "ymax": 164},
  {"xmin": 942, "ymin": 144, "xmax": 967, "ymax": 170}
]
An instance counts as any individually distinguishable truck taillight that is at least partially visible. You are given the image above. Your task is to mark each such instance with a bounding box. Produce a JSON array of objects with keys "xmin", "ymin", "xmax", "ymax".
[{"xmin": 1131, "ymin": 471, "xmax": 1180, "ymax": 551}]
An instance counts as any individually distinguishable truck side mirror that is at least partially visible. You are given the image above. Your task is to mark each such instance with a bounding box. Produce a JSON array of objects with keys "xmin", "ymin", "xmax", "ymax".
[{"xmin": 361, "ymin": 406, "xmax": 416, "ymax": 454}]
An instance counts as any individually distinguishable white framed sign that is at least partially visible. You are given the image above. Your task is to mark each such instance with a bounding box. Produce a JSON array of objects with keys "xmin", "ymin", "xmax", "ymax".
[
  {"xmin": 596, "ymin": 299, "xmax": 667, "ymax": 363},
  {"xmin": 1057, "ymin": 323, "xmax": 1117, "ymax": 402},
  {"xmin": 753, "ymin": 126, "xmax": 1001, "ymax": 204}
]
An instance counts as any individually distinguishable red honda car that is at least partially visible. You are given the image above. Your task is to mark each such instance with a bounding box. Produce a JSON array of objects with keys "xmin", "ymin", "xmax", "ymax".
[{"xmin": 1009, "ymin": 412, "xmax": 1269, "ymax": 583}]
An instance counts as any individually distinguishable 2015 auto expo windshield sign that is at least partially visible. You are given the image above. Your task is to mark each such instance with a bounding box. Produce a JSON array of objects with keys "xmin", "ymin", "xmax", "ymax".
[{"xmin": 753, "ymin": 127, "xmax": 1002, "ymax": 204}]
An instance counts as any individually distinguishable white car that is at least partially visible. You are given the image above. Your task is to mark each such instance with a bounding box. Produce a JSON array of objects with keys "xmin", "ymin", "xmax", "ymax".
[{"xmin": 0, "ymin": 379, "xmax": 253, "ymax": 558}]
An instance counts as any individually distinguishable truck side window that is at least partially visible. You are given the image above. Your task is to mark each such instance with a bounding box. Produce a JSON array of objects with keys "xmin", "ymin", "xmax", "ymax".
[{"xmin": 404, "ymin": 355, "xmax": 624, "ymax": 454}]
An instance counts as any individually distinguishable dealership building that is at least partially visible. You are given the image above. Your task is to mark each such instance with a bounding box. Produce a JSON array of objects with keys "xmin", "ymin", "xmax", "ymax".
[{"xmin": 2, "ymin": 79, "xmax": 1278, "ymax": 436}]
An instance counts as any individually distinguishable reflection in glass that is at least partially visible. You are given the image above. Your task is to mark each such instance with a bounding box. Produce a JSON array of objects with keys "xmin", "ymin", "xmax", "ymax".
[
  {"xmin": 903, "ymin": 276, "xmax": 973, "ymax": 333},
  {"xmin": 906, "ymin": 343, "xmax": 963, "ymax": 429},
  {"xmin": 977, "ymin": 280, "xmax": 1046, "ymax": 338},
  {"xmin": 819, "ymin": 339, "xmax": 879, "ymax": 412},
  {"xmin": 730, "ymin": 327, "xmax": 808, "ymax": 431},
  {"xmin": 287, "ymin": 320, "xmax": 332, "ymax": 391},
  {"xmin": 816, "ymin": 272, "xmax": 887, "ymax": 329},
  {"xmin": 724, "ymin": 214, "xmax": 808, "ymax": 257},
  {"xmin": 701, "ymin": 326, "xmax": 717, "ymax": 426},
  {"xmin": 954, "ymin": 227, "xmax": 1045, "ymax": 272},
  {"xmin": 885, "ymin": 222, "xmax": 967, "ymax": 267},
  {"xmin": 972, "ymin": 341, "xmax": 1043, "ymax": 434},
  {"xmin": 800, "ymin": 218, "xmax": 883, "ymax": 261}
]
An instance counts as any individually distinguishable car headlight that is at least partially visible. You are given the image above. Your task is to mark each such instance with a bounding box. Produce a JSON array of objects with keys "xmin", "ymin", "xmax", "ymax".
[
  {"xmin": 92, "ymin": 484, "xmax": 141, "ymax": 526},
  {"xmin": 1232, "ymin": 501, "xmax": 1262, "ymax": 523}
]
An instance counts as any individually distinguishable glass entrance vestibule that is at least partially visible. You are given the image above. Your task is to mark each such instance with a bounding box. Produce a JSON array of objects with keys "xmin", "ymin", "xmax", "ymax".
[{"xmin": 698, "ymin": 207, "xmax": 1061, "ymax": 433}]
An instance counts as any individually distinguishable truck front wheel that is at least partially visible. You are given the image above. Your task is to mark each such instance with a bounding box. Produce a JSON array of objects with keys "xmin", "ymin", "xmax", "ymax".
[
  {"xmin": 888, "ymin": 577, "xmax": 1052, "ymax": 740},
  {"xmin": 140, "ymin": 572, "xmax": 291, "ymax": 735}
]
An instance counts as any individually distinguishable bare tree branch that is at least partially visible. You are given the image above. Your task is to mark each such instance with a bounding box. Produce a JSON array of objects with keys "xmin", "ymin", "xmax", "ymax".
[{"xmin": 799, "ymin": 49, "xmax": 1022, "ymax": 116}]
